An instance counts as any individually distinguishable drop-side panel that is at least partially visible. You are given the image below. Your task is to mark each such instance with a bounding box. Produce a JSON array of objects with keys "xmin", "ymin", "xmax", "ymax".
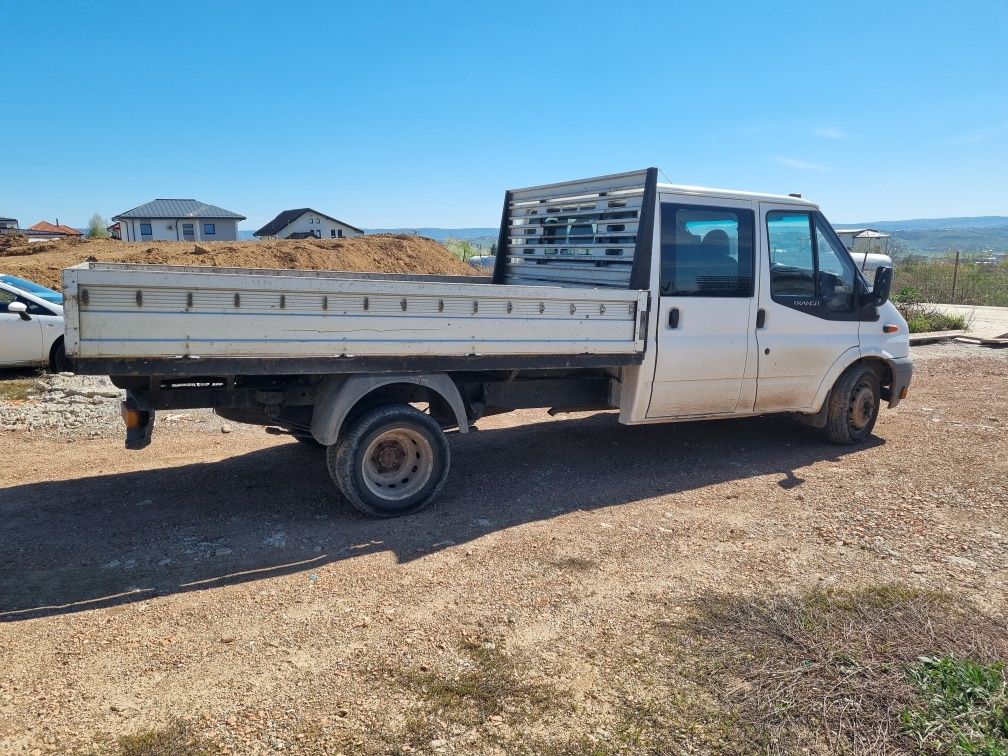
[{"xmin": 63, "ymin": 263, "xmax": 648, "ymax": 363}]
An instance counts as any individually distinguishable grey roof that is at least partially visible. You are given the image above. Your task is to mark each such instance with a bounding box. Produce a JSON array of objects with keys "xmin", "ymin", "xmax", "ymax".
[
  {"xmin": 835, "ymin": 228, "xmax": 892, "ymax": 238},
  {"xmin": 254, "ymin": 208, "xmax": 364, "ymax": 237},
  {"xmin": 113, "ymin": 199, "xmax": 246, "ymax": 221}
]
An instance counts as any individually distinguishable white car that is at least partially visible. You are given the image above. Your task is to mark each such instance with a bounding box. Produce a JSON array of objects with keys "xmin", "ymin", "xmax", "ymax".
[{"xmin": 0, "ymin": 277, "xmax": 68, "ymax": 371}]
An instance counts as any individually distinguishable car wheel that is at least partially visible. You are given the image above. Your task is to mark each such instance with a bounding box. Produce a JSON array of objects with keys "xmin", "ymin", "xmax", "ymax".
[
  {"xmin": 327, "ymin": 403, "xmax": 449, "ymax": 518},
  {"xmin": 48, "ymin": 338, "xmax": 70, "ymax": 373},
  {"xmin": 823, "ymin": 364, "xmax": 881, "ymax": 445}
]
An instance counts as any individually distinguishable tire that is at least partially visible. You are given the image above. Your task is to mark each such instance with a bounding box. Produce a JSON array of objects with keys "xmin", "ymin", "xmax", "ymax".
[
  {"xmin": 822, "ymin": 364, "xmax": 881, "ymax": 445},
  {"xmin": 48, "ymin": 338, "xmax": 70, "ymax": 373},
  {"xmin": 327, "ymin": 403, "xmax": 450, "ymax": 517}
]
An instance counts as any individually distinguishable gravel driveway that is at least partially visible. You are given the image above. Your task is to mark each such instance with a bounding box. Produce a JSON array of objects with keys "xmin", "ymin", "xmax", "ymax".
[{"xmin": 0, "ymin": 344, "xmax": 1005, "ymax": 754}]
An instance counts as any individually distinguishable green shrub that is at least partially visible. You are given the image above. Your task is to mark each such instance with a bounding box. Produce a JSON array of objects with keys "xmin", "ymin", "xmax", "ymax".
[{"xmin": 897, "ymin": 301, "xmax": 968, "ymax": 333}]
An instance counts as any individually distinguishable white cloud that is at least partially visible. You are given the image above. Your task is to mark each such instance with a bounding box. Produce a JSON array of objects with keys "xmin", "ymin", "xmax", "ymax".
[
  {"xmin": 814, "ymin": 127, "xmax": 849, "ymax": 140},
  {"xmin": 776, "ymin": 156, "xmax": 826, "ymax": 172}
]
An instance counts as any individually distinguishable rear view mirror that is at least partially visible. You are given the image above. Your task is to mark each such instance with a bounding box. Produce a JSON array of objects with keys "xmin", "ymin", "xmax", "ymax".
[
  {"xmin": 871, "ymin": 266, "xmax": 893, "ymax": 306},
  {"xmin": 7, "ymin": 301, "xmax": 30, "ymax": 320}
]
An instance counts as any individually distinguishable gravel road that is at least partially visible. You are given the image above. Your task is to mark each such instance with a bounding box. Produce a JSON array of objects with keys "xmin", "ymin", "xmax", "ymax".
[{"xmin": 0, "ymin": 344, "xmax": 1005, "ymax": 754}]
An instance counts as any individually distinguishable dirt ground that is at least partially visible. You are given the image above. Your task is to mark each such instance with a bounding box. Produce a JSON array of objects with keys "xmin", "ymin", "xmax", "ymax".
[
  {"xmin": 0, "ymin": 344, "xmax": 1006, "ymax": 754},
  {"xmin": 0, "ymin": 234, "xmax": 474, "ymax": 291}
]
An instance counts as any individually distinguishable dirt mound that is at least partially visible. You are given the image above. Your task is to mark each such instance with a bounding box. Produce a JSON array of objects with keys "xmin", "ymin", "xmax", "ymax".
[{"xmin": 1, "ymin": 234, "xmax": 475, "ymax": 290}]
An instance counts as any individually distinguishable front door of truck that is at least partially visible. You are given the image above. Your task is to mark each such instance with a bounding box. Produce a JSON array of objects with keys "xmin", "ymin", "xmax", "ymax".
[
  {"xmin": 754, "ymin": 204, "xmax": 862, "ymax": 411},
  {"xmin": 647, "ymin": 197, "xmax": 759, "ymax": 418}
]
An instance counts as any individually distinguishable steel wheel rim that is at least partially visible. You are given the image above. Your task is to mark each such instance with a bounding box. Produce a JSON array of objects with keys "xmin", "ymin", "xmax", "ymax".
[
  {"xmin": 361, "ymin": 428, "xmax": 435, "ymax": 502},
  {"xmin": 848, "ymin": 382, "xmax": 876, "ymax": 431}
]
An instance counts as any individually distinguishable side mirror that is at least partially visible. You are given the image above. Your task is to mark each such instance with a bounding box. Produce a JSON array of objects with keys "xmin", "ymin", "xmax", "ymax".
[
  {"xmin": 871, "ymin": 266, "xmax": 893, "ymax": 306},
  {"xmin": 7, "ymin": 301, "xmax": 30, "ymax": 320}
]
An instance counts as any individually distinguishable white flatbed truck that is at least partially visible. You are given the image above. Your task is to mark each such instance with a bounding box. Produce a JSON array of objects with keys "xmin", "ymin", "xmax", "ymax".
[{"xmin": 63, "ymin": 169, "xmax": 913, "ymax": 516}]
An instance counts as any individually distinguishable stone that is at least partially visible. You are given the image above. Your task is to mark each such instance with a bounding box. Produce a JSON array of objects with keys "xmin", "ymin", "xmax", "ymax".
[{"xmin": 946, "ymin": 555, "xmax": 977, "ymax": 569}]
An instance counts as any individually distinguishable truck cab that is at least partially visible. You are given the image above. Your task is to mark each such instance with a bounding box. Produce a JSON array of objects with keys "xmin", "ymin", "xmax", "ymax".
[{"xmin": 494, "ymin": 170, "xmax": 912, "ymax": 436}]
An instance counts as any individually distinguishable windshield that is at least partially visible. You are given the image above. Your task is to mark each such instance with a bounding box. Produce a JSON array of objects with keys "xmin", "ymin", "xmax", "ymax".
[{"xmin": 0, "ymin": 274, "xmax": 64, "ymax": 303}]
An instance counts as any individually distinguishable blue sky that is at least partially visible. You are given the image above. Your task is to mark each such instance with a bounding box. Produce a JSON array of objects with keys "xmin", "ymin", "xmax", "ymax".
[{"xmin": 2, "ymin": 0, "xmax": 1006, "ymax": 231}]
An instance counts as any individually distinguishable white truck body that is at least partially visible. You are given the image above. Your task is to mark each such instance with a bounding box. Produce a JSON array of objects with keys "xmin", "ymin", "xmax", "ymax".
[{"xmin": 63, "ymin": 169, "xmax": 913, "ymax": 516}]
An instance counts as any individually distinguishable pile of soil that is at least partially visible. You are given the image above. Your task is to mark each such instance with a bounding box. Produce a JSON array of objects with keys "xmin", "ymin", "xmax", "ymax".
[{"xmin": 0, "ymin": 234, "xmax": 475, "ymax": 290}]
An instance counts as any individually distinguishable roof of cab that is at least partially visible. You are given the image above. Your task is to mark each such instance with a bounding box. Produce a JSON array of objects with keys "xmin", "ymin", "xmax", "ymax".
[{"xmin": 656, "ymin": 182, "xmax": 819, "ymax": 208}]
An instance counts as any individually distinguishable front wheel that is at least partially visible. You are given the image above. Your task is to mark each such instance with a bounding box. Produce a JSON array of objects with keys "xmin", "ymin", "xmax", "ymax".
[
  {"xmin": 822, "ymin": 365, "xmax": 881, "ymax": 445},
  {"xmin": 327, "ymin": 403, "xmax": 450, "ymax": 517}
]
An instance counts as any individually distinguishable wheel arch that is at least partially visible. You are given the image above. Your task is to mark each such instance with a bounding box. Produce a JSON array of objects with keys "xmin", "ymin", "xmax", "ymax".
[
  {"xmin": 811, "ymin": 351, "xmax": 896, "ymax": 415},
  {"xmin": 310, "ymin": 373, "xmax": 469, "ymax": 446}
]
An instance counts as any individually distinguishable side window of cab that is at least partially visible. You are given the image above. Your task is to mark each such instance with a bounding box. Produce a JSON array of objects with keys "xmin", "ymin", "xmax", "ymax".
[{"xmin": 766, "ymin": 211, "xmax": 858, "ymax": 317}]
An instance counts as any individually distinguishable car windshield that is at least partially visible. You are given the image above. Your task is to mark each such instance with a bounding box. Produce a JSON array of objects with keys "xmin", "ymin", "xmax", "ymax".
[{"xmin": 0, "ymin": 274, "xmax": 63, "ymax": 303}]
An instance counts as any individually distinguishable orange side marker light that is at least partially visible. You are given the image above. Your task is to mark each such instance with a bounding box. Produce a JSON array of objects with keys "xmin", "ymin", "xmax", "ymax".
[
  {"xmin": 121, "ymin": 403, "xmax": 142, "ymax": 429},
  {"xmin": 883, "ymin": 324, "xmax": 900, "ymax": 333}
]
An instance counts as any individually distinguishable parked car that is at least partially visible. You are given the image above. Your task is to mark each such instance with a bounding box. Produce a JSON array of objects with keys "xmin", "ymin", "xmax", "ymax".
[
  {"xmin": 467, "ymin": 254, "xmax": 496, "ymax": 269},
  {"xmin": 0, "ymin": 278, "xmax": 68, "ymax": 370},
  {"xmin": 0, "ymin": 274, "xmax": 65, "ymax": 306}
]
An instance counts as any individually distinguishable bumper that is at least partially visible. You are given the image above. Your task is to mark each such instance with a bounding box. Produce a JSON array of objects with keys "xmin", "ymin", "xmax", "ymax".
[{"xmin": 887, "ymin": 356, "xmax": 914, "ymax": 408}]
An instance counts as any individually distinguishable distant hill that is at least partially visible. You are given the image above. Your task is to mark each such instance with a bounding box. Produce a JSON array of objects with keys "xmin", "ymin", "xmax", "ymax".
[
  {"xmin": 365, "ymin": 227, "xmax": 498, "ymax": 241},
  {"xmin": 234, "ymin": 218, "xmax": 1008, "ymax": 255},
  {"xmin": 239, "ymin": 227, "xmax": 497, "ymax": 242},
  {"xmin": 839, "ymin": 216, "xmax": 1008, "ymax": 232},
  {"xmin": 837, "ymin": 217, "xmax": 1008, "ymax": 254}
]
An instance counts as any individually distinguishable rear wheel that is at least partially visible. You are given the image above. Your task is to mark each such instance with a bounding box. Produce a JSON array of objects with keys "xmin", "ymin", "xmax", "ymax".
[
  {"xmin": 327, "ymin": 403, "xmax": 449, "ymax": 517},
  {"xmin": 823, "ymin": 365, "xmax": 881, "ymax": 445}
]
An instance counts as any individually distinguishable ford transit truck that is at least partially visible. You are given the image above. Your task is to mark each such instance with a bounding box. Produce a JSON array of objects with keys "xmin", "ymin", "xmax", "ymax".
[{"xmin": 62, "ymin": 169, "xmax": 912, "ymax": 516}]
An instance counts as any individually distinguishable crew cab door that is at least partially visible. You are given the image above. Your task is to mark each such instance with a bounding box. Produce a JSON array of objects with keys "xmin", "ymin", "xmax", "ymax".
[
  {"xmin": 754, "ymin": 205, "xmax": 862, "ymax": 411},
  {"xmin": 647, "ymin": 196, "xmax": 759, "ymax": 417}
]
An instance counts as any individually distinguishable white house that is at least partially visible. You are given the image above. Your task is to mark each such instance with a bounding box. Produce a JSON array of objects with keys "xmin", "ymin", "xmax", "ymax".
[
  {"xmin": 253, "ymin": 208, "xmax": 364, "ymax": 240},
  {"xmin": 112, "ymin": 199, "xmax": 245, "ymax": 242}
]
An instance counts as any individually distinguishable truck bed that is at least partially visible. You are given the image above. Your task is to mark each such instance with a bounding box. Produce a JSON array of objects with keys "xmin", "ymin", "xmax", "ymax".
[{"xmin": 63, "ymin": 263, "xmax": 648, "ymax": 376}]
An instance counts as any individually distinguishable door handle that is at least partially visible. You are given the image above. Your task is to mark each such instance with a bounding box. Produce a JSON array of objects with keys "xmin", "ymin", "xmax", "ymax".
[
  {"xmin": 756, "ymin": 308, "xmax": 766, "ymax": 328},
  {"xmin": 668, "ymin": 308, "xmax": 680, "ymax": 329}
]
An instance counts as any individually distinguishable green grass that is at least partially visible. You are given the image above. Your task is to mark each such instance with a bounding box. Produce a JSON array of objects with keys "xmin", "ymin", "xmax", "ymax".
[
  {"xmin": 113, "ymin": 722, "xmax": 218, "ymax": 756},
  {"xmin": 395, "ymin": 639, "xmax": 561, "ymax": 749},
  {"xmin": 895, "ymin": 288, "xmax": 970, "ymax": 333},
  {"xmin": 893, "ymin": 257, "xmax": 1008, "ymax": 307},
  {"xmin": 902, "ymin": 655, "xmax": 1008, "ymax": 755},
  {"xmin": 402, "ymin": 639, "xmax": 556, "ymax": 722},
  {"xmin": 0, "ymin": 377, "xmax": 37, "ymax": 401},
  {"xmin": 671, "ymin": 585, "xmax": 1008, "ymax": 754}
]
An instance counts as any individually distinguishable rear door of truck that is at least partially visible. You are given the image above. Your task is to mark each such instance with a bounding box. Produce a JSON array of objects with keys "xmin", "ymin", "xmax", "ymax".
[{"xmin": 646, "ymin": 194, "xmax": 759, "ymax": 417}]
